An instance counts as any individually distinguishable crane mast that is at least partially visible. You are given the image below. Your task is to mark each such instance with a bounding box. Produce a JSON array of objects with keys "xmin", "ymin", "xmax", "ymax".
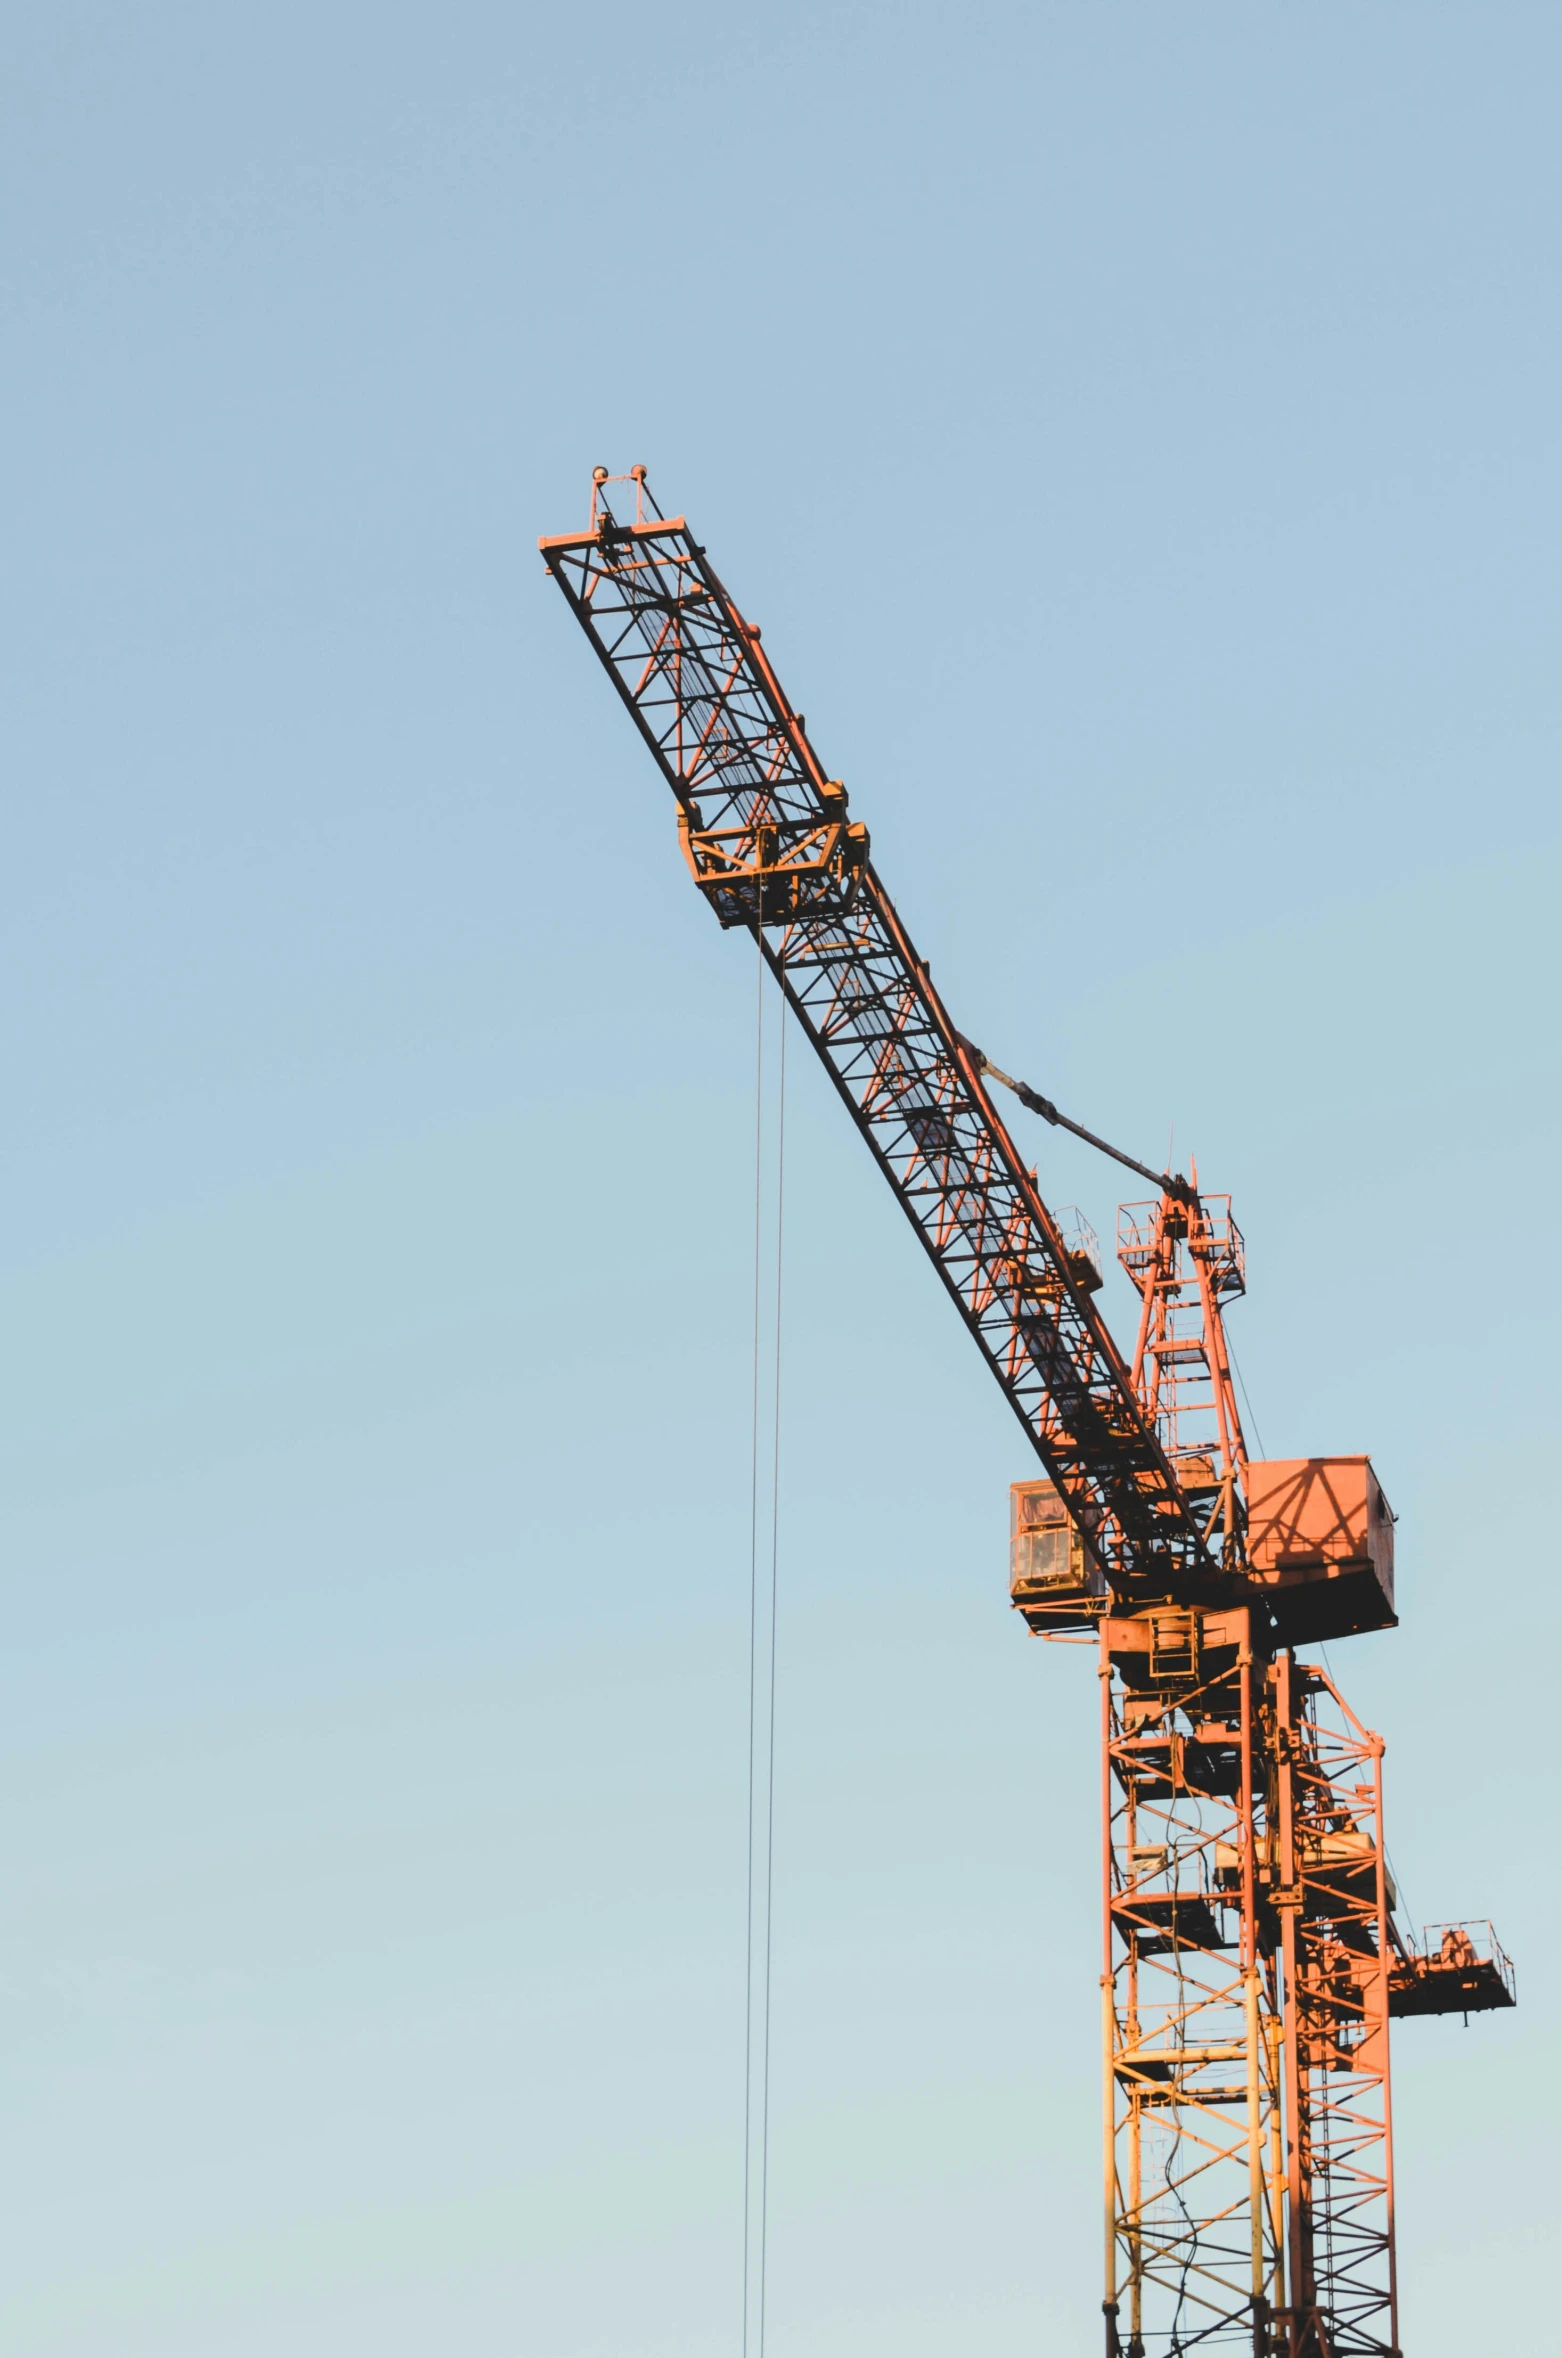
[{"xmin": 542, "ymin": 471, "xmax": 1513, "ymax": 2358}]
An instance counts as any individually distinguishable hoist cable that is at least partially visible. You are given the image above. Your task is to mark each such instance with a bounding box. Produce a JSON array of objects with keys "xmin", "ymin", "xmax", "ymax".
[
  {"xmin": 741, "ymin": 920, "xmax": 764, "ymax": 2358},
  {"xmin": 743, "ymin": 922, "xmax": 785, "ymax": 2358},
  {"xmin": 1226, "ymin": 1337, "xmax": 1268, "ymax": 1463},
  {"xmin": 758, "ymin": 947, "xmax": 785, "ymax": 2358}
]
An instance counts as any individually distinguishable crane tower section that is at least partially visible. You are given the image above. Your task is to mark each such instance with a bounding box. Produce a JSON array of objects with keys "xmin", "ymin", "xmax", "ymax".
[{"xmin": 1099, "ymin": 1612, "xmax": 1399, "ymax": 2357}]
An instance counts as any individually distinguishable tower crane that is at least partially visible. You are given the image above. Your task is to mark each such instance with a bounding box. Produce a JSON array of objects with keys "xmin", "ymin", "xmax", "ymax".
[{"xmin": 541, "ymin": 468, "xmax": 1513, "ymax": 2358}]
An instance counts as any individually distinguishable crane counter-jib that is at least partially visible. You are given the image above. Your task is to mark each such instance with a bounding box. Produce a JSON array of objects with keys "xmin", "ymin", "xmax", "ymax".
[{"xmin": 539, "ymin": 491, "xmax": 1216, "ymax": 1605}]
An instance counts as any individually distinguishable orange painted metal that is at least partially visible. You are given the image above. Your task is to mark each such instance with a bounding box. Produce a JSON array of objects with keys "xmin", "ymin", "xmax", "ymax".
[
  {"xmin": 1272, "ymin": 1658, "xmax": 1397, "ymax": 2356},
  {"xmin": 1119, "ymin": 1192, "xmax": 1248, "ymax": 1517},
  {"xmin": 1101, "ymin": 1605, "xmax": 1283, "ymax": 2357},
  {"xmin": 1104, "ymin": 1215, "xmax": 1402, "ymax": 2355},
  {"xmin": 1244, "ymin": 1459, "xmax": 1396, "ymax": 1642},
  {"xmin": 1011, "ymin": 1477, "xmax": 1106, "ymax": 1617},
  {"xmin": 1389, "ymin": 1921, "xmax": 1515, "ymax": 2019},
  {"xmin": 1013, "ymin": 1194, "xmax": 1397, "ymax": 1648},
  {"xmin": 543, "ymin": 471, "xmax": 1514, "ymax": 2358},
  {"xmin": 1099, "ymin": 1617, "xmax": 1401, "ymax": 2357}
]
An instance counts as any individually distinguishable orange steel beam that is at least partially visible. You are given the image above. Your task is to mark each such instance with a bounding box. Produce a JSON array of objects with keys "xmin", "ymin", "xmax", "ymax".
[
  {"xmin": 1272, "ymin": 1658, "xmax": 1398, "ymax": 2356},
  {"xmin": 540, "ymin": 475, "xmax": 1218, "ymax": 1604}
]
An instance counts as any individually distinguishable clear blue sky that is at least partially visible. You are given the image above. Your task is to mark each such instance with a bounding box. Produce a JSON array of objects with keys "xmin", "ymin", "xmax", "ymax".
[{"xmin": 5, "ymin": 6, "xmax": 1556, "ymax": 2354}]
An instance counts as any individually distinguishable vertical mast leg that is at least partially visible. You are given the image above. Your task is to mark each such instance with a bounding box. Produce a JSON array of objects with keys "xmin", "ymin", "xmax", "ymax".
[{"xmin": 1272, "ymin": 1651, "xmax": 1399, "ymax": 2356}]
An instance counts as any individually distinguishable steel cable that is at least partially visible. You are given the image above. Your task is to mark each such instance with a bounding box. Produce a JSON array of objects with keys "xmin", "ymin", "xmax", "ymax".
[
  {"xmin": 759, "ymin": 945, "xmax": 785, "ymax": 2358},
  {"xmin": 742, "ymin": 920, "xmax": 764, "ymax": 2358},
  {"xmin": 743, "ymin": 922, "xmax": 785, "ymax": 2358}
]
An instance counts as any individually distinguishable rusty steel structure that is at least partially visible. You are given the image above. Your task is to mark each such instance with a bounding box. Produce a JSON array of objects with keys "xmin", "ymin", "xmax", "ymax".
[{"xmin": 542, "ymin": 470, "xmax": 1512, "ymax": 2357}]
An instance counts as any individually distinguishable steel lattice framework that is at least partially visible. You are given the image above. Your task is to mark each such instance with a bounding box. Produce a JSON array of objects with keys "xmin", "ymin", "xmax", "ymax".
[
  {"xmin": 1103, "ymin": 1605, "xmax": 1285, "ymax": 2358},
  {"xmin": 1101, "ymin": 1616, "xmax": 1398, "ymax": 2358},
  {"xmin": 1275, "ymin": 1660, "xmax": 1396, "ymax": 2356},
  {"xmin": 541, "ymin": 475, "xmax": 1214, "ymax": 1602},
  {"xmin": 542, "ymin": 470, "xmax": 1512, "ymax": 2358}
]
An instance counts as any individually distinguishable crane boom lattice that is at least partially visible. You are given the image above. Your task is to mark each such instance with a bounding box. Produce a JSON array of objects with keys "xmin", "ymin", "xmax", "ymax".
[{"xmin": 541, "ymin": 483, "xmax": 1214, "ymax": 1602}]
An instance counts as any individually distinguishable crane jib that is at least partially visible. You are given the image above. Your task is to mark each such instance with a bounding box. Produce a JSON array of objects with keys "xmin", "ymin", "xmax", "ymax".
[{"xmin": 540, "ymin": 506, "xmax": 1217, "ymax": 1602}]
